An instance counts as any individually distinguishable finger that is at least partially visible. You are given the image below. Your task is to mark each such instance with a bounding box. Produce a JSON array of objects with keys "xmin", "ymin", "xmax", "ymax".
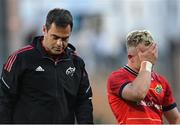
[
  {"xmin": 153, "ymin": 45, "xmax": 158, "ymax": 55},
  {"xmin": 148, "ymin": 43, "xmax": 156, "ymax": 51},
  {"xmin": 152, "ymin": 48, "xmax": 157, "ymax": 55},
  {"xmin": 136, "ymin": 45, "xmax": 145, "ymax": 53},
  {"xmin": 136, "ymin": 48, "xmax": 143, "ymax": 55}
]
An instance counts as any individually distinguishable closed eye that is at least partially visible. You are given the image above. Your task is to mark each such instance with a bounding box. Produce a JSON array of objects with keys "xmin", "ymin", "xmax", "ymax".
[
  {"xmin": 51, "ymin": 35, "xmax": 59, "ymax": 40},
  {"xmin": 51, "ymin": 35, "xmax": 69, "ymax": 41},
  {"xmin": 61, "ymin": 37, "xmax": 69, "ymax": 41}
]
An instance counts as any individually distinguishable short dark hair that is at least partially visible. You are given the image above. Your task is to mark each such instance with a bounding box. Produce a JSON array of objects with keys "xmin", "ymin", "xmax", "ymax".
[{"xmin": 45, "ymin": 8, "xmax": 73, "ymax": 30}]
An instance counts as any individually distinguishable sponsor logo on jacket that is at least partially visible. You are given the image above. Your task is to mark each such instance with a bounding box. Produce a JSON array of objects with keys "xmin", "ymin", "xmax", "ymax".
[{"xmin": 35, "ymin": 66, "xmax": 45, "ymax": 72}]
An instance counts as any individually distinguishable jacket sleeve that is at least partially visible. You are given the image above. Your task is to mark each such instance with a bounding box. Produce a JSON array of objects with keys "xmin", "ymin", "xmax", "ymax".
[
  {"xmin": 75, "ymin": 60, "xmax": 93, "ymax": 124},
  {"xmin": 0, "ymin": 54, "xmax": 22, "ymax": 123}
]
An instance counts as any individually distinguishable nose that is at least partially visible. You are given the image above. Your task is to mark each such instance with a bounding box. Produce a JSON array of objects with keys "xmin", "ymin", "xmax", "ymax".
[{"xmin": 57, "ymin": 39, "xmax": 63, "ymax": 46}]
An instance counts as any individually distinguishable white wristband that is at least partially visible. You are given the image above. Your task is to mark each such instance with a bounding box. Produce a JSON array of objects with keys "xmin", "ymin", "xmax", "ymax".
[{"xmin": 140, "ymin": 61, "xmax": 152, "ymax": 72}]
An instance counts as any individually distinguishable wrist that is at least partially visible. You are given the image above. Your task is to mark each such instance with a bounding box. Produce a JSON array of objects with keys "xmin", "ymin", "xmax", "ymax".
[{"xmin": 140, "ymin": 61, "xmax": 152, "ymax": 72}]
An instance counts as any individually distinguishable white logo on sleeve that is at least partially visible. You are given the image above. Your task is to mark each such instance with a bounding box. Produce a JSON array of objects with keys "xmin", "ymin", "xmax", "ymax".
[
  {"xmin": 35, "ymin": 66, "xmax": 45, "ymax": 72},
  {"xmin": 66, "ymin": 67, "xmax": 76, "ymax": 76}
]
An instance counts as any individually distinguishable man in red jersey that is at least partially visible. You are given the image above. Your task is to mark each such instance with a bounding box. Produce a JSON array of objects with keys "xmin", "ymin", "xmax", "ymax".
[{"xmin": 107, "ymin": 30, "xmax": 180, "ymax": 124}]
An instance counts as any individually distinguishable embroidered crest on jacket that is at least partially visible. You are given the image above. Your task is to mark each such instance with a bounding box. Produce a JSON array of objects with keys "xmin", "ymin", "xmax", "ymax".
[{"xmin": 66, "ymin": 67, "xmax": 76, "ymax": 76}]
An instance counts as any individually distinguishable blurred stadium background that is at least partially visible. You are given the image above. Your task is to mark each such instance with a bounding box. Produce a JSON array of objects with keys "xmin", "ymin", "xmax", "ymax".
[{"xmin": 1, "ymin": 0, "xmax": 180, "ymax": 123}]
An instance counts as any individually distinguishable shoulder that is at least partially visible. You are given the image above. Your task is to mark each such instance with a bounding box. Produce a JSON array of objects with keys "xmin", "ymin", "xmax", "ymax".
[
  {"xmin": 67, "ymin": 43, "xmax": 85, "ymax": 66},
  {"xmin": 152, "ymin": 72, "xmax": 171, "ymax": 91},
  {"xmin": 107, "ymin": 68, "xmax": 127, "ymax": 83},
  {"xmin": 71, "ymin": 52, "xmax": 85, "ymax": 67},
  {"xmin": 13, "ymin": 45, "xmax": 35, "ymax": 57},
  {"xmin": 72, "ymin": 52, "xmax": 83, "ymax": 60},
  {"xmin": 152, "ymin": 72, "xmax": 169, "ymax": 83},
  {"xmin": 4, "ymin": 45, "xmax": 34, "ymax": 72},
  {"xmin": 109, "ymin": 68, "xmax": 127, "ymax": 79},
  {"xmin": 107, "ymin": 67, "xmax": 130, "ymax": 94},
  {"xmin": 6, "ymin": 45, "xmax": 34, "ymax": 61}
]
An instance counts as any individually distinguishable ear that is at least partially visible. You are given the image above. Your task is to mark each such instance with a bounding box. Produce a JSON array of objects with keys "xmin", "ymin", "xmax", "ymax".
[
  {"xmin": 128, "ymin": 55, "xmax": 134, "ymax": 63},
  {"xmin": 42, "ymin": 25, "xmax": 47, "ymax": 35},
  {"xmin": 128, "ymin": 55, "xmax": 133, "ymax": 59},
  {"xmin": 128, "ymin": 54, "xmax": 134, "ymax": 63}
]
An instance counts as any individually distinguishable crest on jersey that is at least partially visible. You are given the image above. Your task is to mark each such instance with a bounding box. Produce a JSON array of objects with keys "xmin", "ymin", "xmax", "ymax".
[{"xmin": 154, "ymin": 84, "xmax": 163, "ymax": 94}]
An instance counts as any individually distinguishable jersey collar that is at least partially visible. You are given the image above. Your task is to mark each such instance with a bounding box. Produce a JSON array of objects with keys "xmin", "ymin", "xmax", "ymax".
[{"xmin": 123, "ymin": 65, "xmax": 138, "ymax": 76}]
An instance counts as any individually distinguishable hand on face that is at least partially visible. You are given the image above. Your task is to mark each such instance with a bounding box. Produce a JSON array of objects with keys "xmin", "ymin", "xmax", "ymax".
[{"xmin": 137, "ymin": 43, "xmax": 158, "ymax": 65}]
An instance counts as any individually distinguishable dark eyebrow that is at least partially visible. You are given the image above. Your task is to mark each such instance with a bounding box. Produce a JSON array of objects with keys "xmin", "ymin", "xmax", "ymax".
[{"xmin": 51, "ymin": 34, "xmax": 69, "ymax": 39}]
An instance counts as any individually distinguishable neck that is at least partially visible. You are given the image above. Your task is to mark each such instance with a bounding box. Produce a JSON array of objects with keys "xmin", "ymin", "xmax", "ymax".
[
  {"xmin": 127, "ymin": 62, "xmax": 140, "ymax": 73},
  {"xmin": 41, "ymin": 39, "xmax": 48, "ymax": 51}
]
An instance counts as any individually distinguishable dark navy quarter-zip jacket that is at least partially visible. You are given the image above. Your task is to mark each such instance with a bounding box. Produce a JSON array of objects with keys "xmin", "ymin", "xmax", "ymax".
[{"xmin": 0, "ymin": 36, "xmax": 93, "ymax": 124}]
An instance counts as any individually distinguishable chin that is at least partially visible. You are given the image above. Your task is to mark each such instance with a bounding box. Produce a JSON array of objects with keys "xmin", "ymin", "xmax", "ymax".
[
  {"xmin": 53, "ymin": 50, "xmax": 61, "ymax": 53},
  {"xmin": 54, "ymin": 52, "xmax": 62, "ymax": 55}
]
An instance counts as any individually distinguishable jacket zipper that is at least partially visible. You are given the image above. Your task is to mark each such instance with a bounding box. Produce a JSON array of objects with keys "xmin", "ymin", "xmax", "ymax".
[
  {"xmin": 43, "ymin": 57, "xmax": 72, "ymax": 121},
  {"xmin": 43, "ymin": 57, "xmax": 71, "ymax": 98},
  {"xmin": 54, "ymin": 58, "xmax": 71, "ymax": 97}
]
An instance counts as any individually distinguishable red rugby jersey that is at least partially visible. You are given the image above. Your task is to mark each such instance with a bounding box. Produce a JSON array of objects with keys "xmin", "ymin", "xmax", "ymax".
[{"xmin": 107, "ymin": 65, "xmax": 176, "ymax": 124}]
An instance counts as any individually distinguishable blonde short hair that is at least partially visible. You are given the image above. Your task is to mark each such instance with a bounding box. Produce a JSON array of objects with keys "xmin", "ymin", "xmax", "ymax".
[{"xmin": 126, "ymin": 30, "xmax": 154, "ymax": 49}]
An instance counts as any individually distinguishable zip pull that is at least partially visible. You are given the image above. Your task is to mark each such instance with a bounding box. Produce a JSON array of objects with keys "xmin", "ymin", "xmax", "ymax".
[{"xmin": 55, "ymin": 61, "xmax": 58, "ymax": 66}]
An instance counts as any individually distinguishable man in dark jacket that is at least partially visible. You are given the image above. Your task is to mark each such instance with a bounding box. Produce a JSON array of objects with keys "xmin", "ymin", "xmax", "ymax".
[{"xmin": 0, "ymin": 8, "xmax": 93, "ymax": 124}]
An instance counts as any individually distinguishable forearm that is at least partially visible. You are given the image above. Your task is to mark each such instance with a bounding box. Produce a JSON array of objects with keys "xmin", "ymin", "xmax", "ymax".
[
  {"xmin": 131, "ymin": 70, "xmax": 151, "ymax": 99},
  {"xmin": 0, "ymin": 86, "xmax": 13, "ymax": 123},
  {"xmin": 132, "ymin": 61, "xmax": 152, "ymax": 98},
  {"xmin": 175, "ymin": 115, "xmax": 180, "ymax": 124},
  {"xmin": 0, "ymin": 105, "xmax": 13, "ymax": 123},
  {"xmin": 0, "ymin": 79, "xmax": 16, "ymax": 123},
  {"xmin": 75, "ymin": 98, "xmax": 93, "ymax": 124},
  {"xmin": 164, "ymin": 107, "xmax": 180, "ymax": 124}
]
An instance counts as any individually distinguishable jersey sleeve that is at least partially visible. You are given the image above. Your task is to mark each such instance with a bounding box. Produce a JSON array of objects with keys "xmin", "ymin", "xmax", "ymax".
[
  {"xmin": 162, "ymin": 76, "xmax": 176, "ymax": 112},
  {"xmin": 107, "ymin": 71, "xmax": 131, "ymax": 98}
]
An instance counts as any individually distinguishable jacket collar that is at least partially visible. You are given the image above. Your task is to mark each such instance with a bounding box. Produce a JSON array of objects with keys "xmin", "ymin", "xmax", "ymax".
[{"xmin": 31, "ymin": 36, "xmax": 76, "ymax": 60}]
